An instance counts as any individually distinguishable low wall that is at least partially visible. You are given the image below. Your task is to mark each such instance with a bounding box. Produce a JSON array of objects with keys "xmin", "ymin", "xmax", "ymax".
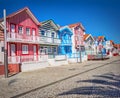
[
  {"xmin": 48, "ymin": 56, "xmax": 68, "ymax": 67},
  {"xmin": 48, "ymin": 59, "xmax": 68, "ymax": 67},
  {"xmin": 67, "ymin": 58, "xmax": 78, "ymax": 63},
  {"xmin": 68, "ymin": 55, "xmax": 88, "ymax": 63},
  {"xmin": 0, "ymin": 65, "xmax": 4, "ymax": 75},
  {"xmin": 0, "ymin": 64, "xmax": 21, "ymax": 75},
  {"xmin": 21, "ymin": 61, "xmax": 49, "ymax": 72}
]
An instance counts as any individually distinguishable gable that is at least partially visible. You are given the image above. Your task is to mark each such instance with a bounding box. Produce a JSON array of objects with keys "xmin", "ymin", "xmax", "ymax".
[
  {"xmin": 0, "ymin": 7, "xmax": 40, "ymax": 26},
  {"xmin": 41, "ymin": 20, "xmax": 59, "ymax": 31}
]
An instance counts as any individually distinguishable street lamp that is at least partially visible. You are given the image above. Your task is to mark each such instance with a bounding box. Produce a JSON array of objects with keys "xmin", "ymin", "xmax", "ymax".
[
  {"xmin": 3, "ymin": 9, "xmax": 8, "ymax": 78},
  {"xmin": 78, "ymin": 29, "xmax": 82, "ymax": 63}
]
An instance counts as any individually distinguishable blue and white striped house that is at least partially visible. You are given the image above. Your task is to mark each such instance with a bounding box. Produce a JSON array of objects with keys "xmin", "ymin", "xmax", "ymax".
[{"xmin": 58, "ymin": 26, "xmax": 73, "ymax": 58}]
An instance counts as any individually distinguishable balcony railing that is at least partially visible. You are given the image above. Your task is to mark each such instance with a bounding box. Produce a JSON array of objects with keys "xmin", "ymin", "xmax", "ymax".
[
  {"xmin": 38, "ymin": 36, "xmax": 61, "ymax": 45},
  {"xmin": 7, "ymin": 32, "xmax": 39, "ymax": 43},
  {"xmin": 61, "ymin": 40, "xmax": 72, "ymax": 45},
  {"xmin": 7, "ymin": 32, "xmax": 61, "ymax": 45},
  {"xmin": 8, "ymin": 55, "xmax": 48, "ymax": 63}
]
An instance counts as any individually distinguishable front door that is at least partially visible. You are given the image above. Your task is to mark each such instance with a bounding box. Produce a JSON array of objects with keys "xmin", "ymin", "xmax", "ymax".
[
  {"xmin": 32, "ymin": 29, "xmax": 36, "ymax": 41},
  {"xmin": 10, "ymin": 44, "xmax": 16, "ymax": 63},
  {"xmin": 10, "ymin": 24, "xmax": 16, "ymax": 39},
  {"xmin": 33, "ymin": 45, "xmax": 37, "ymax": 60}
]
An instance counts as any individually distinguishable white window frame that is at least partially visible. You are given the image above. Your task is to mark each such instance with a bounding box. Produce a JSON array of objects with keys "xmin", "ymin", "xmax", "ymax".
[
  {"xmin": 48, "ymin": 47, "xmax": 52, "ymax": 53},
  {"xmin": 18, "ymin": 26, "xmax": 23, "ymax": 34},
  {"xmin": 26, "ymin": 28, "xmax": 30, "ymax": 35},
  {"xmin": 22, "ymin": 45, "xmax": 28, "ymax": 54},
  {"xmin": 53, "ymin": 47, "xmax": 57, "ymax": 54},
  {"xmin": 40, "ymin": 46, "xmax": 48, "ymax": 54}
]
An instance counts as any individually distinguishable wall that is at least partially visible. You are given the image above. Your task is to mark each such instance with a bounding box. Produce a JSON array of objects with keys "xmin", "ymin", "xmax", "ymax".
[
  {"xmin": 0, "ymin": 64, "xmax": 21, "ymax": 75},
  {"xmin": 7, "ymin": 11, "xmax": 39, "ymax": 35},
  {"xmin": 21, "ymin": 61, "xmax": 49, "ymax": 72},
  {"xmin": 48, "ymin": 59, "xmax": 68, "ymax": 66}
]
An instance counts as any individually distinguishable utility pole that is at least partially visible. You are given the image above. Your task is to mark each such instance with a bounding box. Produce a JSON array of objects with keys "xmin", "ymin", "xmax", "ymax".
[
  {"xmin": 78, "ymin": 30, "xmax": 82, "ymax": 63},
  {"xmin": 3, "ymin": 9, "xmax": 8, "ymax": 78}
]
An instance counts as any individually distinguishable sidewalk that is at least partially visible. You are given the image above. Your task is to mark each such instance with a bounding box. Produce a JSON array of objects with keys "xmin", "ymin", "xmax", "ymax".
[{"xmin": 0, "ymin": 56, "xmax": 120, "ymax": 98}]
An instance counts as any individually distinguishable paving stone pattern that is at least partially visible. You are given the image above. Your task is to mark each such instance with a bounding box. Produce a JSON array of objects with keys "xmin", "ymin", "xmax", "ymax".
[{"xmin": 0, "ymin": 56, "xmax": 120, "ymax": 98}]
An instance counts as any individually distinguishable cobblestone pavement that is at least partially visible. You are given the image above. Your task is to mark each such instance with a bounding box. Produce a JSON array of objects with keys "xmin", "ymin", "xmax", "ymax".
[{"xmin": 0, "ymin": 56, "xmax": 120, "ymax": 98}]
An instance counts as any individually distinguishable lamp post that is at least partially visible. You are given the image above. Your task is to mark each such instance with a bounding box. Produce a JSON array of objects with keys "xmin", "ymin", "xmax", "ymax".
[
  {"xmin": 3, "ymin": 9, "xmax": 8, "ymax": 78},
  {"xmin": 78, "ymin": 30, "xmax": 82, "ymax": 63}
]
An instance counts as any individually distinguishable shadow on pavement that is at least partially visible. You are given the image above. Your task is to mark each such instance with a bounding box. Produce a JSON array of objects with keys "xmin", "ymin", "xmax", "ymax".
[{"xmin": 58, "ymin": 73, "xmax": 120, "ymax": 97}]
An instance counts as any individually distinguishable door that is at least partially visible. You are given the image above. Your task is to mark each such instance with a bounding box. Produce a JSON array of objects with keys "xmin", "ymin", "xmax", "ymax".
[
  {"xmin": 10, "ymin": 44, "xmax": 16, "ymax": 63},
  {"xmin": 51, "ymin": 32, "xmax": 54, "ymax": 43},
  {"xmin": 33, "ymin": 45, "xmax": 37, "ymax": 60},
  {"xmin": 32, "ymin": 29, "xmax": 36, "ymax": 41},
  {"xmin": 10, "ymin": 24, "xmax": 16, "ymax": 39}
]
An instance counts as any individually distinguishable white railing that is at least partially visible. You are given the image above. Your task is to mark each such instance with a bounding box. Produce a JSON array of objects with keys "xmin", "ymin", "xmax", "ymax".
[
  {"xmin": 7, "ymin": 32, "xmax": 61, "ymax": 44},
  {"xmin": 38, "ymin": 55, "xmax": 48, "ymax": 62},
  {"xmin": 7, "ymin": 32, "xmax": 39, "ymax": 43},
  {"xmin": 54, "ymin": 38, "xmax": 61, "ymax": 44},
  {"xmin": 8, "ymin": 55, "xmax": 48, "ymax": 63},
  {"xmin": 37, "ymin": 36, "xmax": 61, "ymax": 44}
]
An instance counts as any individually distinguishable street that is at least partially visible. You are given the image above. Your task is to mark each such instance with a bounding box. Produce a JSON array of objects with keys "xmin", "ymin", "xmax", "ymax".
[{"xmin": 0, "ymin": 56, "xmax": 120, "ymax": 98}]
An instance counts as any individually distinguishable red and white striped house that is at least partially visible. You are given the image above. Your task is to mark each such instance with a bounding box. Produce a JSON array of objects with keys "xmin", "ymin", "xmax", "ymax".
[
  {"xmin": 69, "ymin": 23, "xmax": 85, "ymax": 53},
  {"xmin": 0, "ymin": 7, "xmax": 42, "ymax": 64},
  {"xmin": 0, "ymin": 7, "xmax": 40, "ymax": 74}
]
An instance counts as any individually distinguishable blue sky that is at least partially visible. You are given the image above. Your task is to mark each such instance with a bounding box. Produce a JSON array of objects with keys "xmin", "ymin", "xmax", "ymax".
[{"xmin": 0, "ymin": 0, "xmax": 120, "ymax": 43}]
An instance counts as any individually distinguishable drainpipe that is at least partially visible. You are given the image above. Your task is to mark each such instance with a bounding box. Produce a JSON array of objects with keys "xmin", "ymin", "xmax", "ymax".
[{"xmin": 3, "ymin": 9, "xmax": 8, "ymax": 78}]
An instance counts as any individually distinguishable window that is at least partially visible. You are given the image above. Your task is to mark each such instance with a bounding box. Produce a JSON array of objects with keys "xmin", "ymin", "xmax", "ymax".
[
  {"xmin": 22, "ymin": 45, "xmax": 28, "ymax": 54},
  {"xmin": 40, "ymin": 30, "xmax": 46, "ymax": 37},
  {"xmin": 1, "ymin": 47, "xmax": 4, "ymax": 52},
  {"xmin": 11, "ymin": 24, "xmax": 16, "ymax": 32},
  {"xmin": 40, "ymin": 46, "xmax": 48, "ymax": 54},
  {"xmin": 26, "ymin": 28, "xmax": 30, "ymax": 35},
  {"xmin": 53, "ymin": 47, "xmax": 57, "ymax": 54},
  {"xmin": 18, "ymin": 26, "xmax": 23, "ymax": 34},
  {"xmin": 32, "ymin": 29, "xmax": 36, "ymax": 36},
  {"xmin": 51, "ymin": 32, "xmax": 55, "ymax": 38},
  {"xmin": 48, "ymin": 47, "xmax": 52, "ymax": 53}
]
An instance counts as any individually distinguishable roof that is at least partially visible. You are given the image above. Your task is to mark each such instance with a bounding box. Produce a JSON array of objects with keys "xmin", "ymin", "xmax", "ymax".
[
  {"xmin": 41, "ymin": 19, "xmax": 60, "ymax": 31},
  {"xmin": 59, "ymin": 26, "xmax": 73, "ymax": 35},
  {"xmin": 83, "ymin": 34, "xmax": 90, "ymax": 40},
  {"xmin": 114, "ymin": 44, "xmax": 120, "ymax": 48},
  {"xmin": 0, "ymin": 7, "xmax": 40, "ymax": 26},
  {"xmin": 83, "ymin": 34, "xmax": 95, "ymax": 41},
  {"xmin": 98, "ymin": 36, "xmax": 107, "ymax": 41},
  {"xmin": 68, "ymin": 23, "xmax": 85, "ymax": 31},
  {"xmin": 110, "ymin": 40, "xmax": 114, "ymax": 45}
]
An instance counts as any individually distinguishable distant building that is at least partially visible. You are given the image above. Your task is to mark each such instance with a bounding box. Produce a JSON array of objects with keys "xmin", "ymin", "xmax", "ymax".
[
  {"xmin": 83, "ymin": 34, "xmax": 95, "ymax": 55},
  {"xmin": 94, "ymin": 36, "xmax": 107, "ymax": 54},
  {"xmin": 69, "ymin": 23, "xmax": 85, "ymax": 54},
  {"xmin": 105, "ymin": 40, "xmax": 114, "ymax": 55}
]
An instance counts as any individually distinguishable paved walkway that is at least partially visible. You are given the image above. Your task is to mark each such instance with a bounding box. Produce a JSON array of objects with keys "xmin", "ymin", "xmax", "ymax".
[{"xmin": 0, "ymin": 56, "xmax": 120, "ymax": 98}]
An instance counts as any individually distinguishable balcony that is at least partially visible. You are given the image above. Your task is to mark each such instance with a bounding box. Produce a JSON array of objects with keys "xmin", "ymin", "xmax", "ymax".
[
  {"xmin": 7, "ymin": 32, "xmax": 61, "ymax": 45},
  {"xmin": 7, "ymin": 32, "xmax": 39, "ymax": 44},
  {"xmin": 38, "ymin": 36, "xmax": 61, "ymax": 45},
  {"xmin": 61, "ymin": 39, "xmax": 72, "ymax": 46}
]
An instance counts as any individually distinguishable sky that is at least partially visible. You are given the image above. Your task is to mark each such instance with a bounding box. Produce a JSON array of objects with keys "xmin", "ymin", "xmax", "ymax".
[{"xmin": 0, "ymin": 0, "xmax": 120, "ymax": 43}]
